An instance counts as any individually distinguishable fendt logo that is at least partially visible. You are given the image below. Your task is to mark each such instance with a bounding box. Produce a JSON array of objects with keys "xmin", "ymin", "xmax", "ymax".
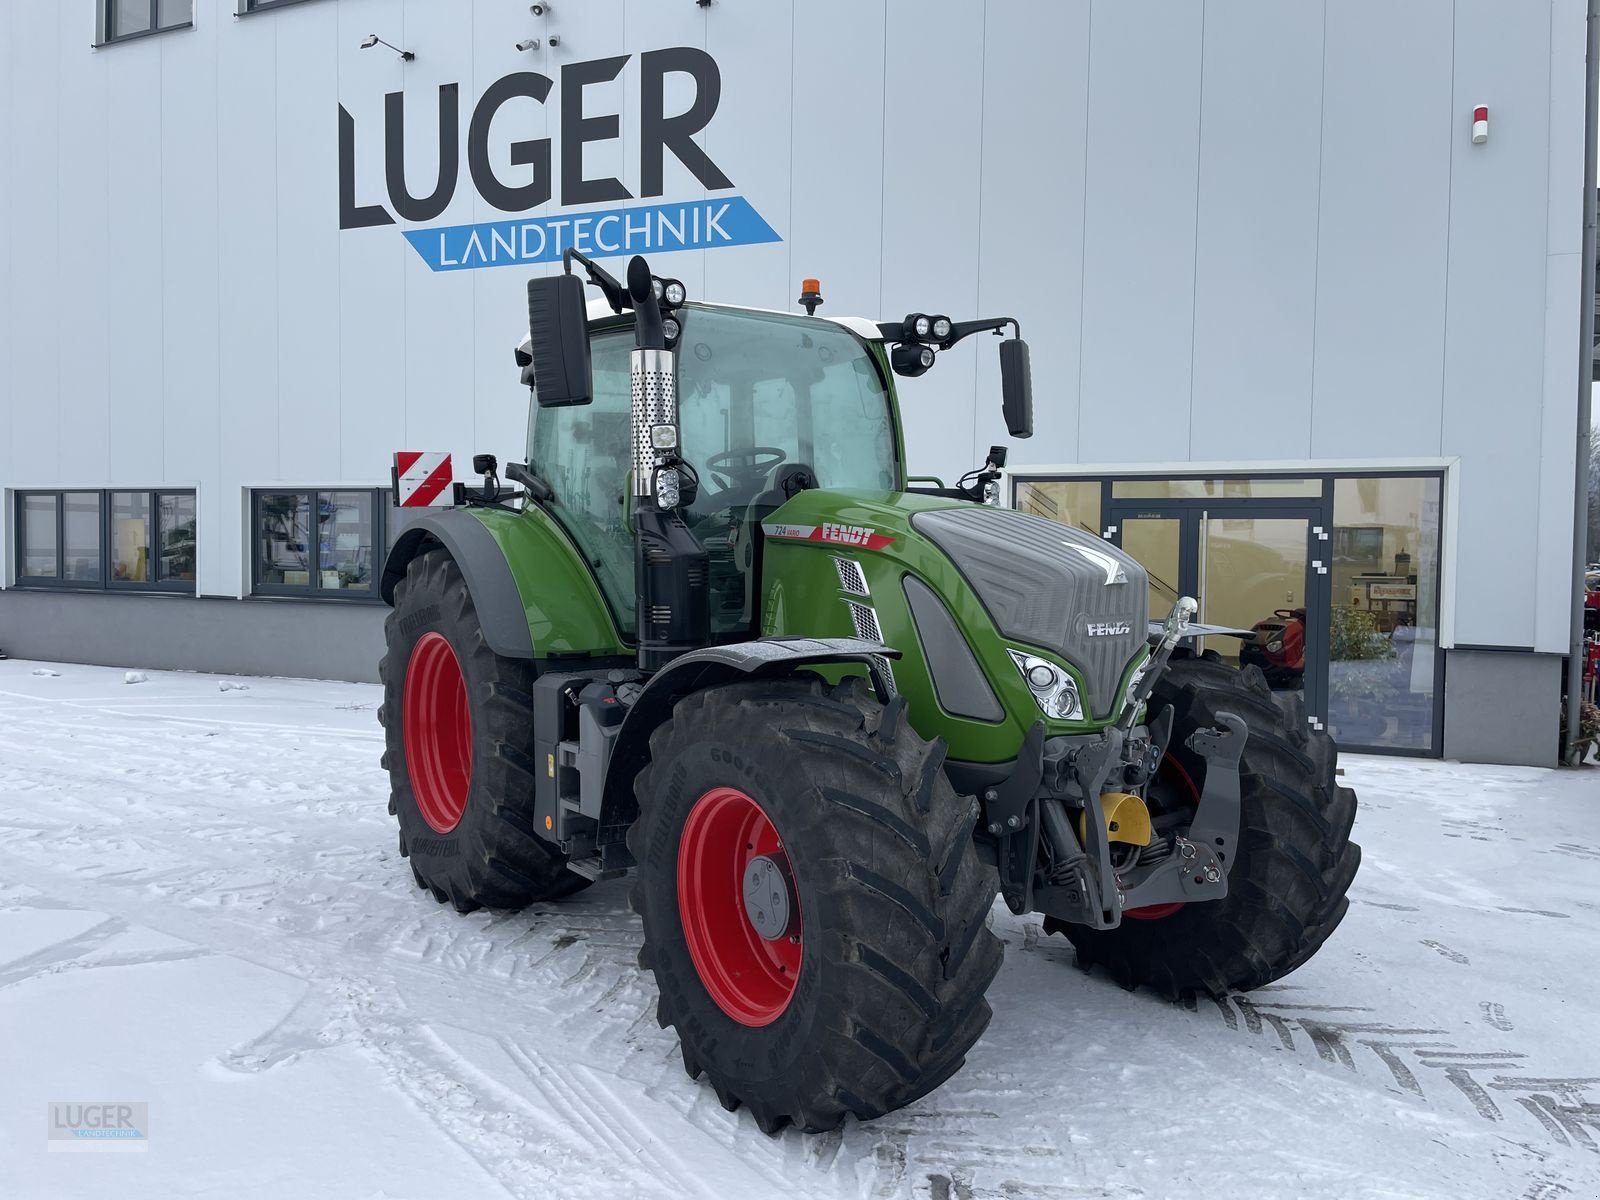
[
  {"xmin": 1084, "ymin": 620, "xmax": 1133, "ymax": 638},
  {"xmin": 821, "ymin": 524, "xmax": 879, "ymax": 548},
  {"xmin": 338, "ymin": 47, "xmax": 780, "ymax": 272}
]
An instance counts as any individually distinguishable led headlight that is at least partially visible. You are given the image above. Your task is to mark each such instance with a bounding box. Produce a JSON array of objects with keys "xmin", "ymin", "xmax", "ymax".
[
  {"xmin": 663, "ymin": 280, "xmax": 686, "ymax": 306},
  {"xmin": 912, "ymin": 314, "xmax": 931, "ymax": 338},
  {"xmin": 662, "ymin": 316, "xmax": 682, "ymax": 342},
  {"xmin": 931, "ymin": 316, "xmax": 952, "ymax": 341},
  {"xmin": 1008, "ymin": 650, "xmax": 1084, "ymax": 721}
]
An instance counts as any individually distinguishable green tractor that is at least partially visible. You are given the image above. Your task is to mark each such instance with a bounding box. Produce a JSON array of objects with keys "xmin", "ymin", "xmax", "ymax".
[{"xmin": 378, "ymin": 252, "xmax": 1359, "ymax": 1133}]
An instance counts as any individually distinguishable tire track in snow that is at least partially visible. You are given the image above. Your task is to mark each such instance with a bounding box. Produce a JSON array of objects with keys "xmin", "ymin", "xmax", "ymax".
[{"xmin": 1181, "ymin": 991, "xmax": 1600, "ymax": 1154}]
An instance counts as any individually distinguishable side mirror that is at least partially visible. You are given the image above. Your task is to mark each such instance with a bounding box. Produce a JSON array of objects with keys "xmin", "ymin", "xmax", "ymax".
[
  {"xmin": 525, "ymin": 273, "xmax": 593, "ymax": 406},
  {"xmin": 999, "ymin": 338, "xmax": 1033, "ymax": 438}
]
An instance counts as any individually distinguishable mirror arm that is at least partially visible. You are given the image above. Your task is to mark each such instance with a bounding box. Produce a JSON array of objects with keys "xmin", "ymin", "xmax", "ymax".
[
  {"xmin": 874, "ymin": 316, "xmax": 1022, "ymax": 351},
  {"xmin": 563, "ymin": 247, "xmax": 629, "ymax": 314},
  {"xmin": 942, "ymin": 316, "xmax": 1020, "ymax": 349},
  {"xmin": 506, "ymin": 461, "xmax": 555, "ymax": 505}
]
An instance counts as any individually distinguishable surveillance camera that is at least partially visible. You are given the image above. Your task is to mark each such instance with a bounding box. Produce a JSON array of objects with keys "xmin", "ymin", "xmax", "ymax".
[
  {"xmin": 515, "ymin": 37, "xmax": 540, "ymax": 51},
  {"xmin": 530, "ymin": 3, "xmax": 546, "ymax": 14}
]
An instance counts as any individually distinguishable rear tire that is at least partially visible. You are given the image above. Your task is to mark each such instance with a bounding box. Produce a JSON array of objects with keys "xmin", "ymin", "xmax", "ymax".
[
  {"xmin": 379, "ymin": 548, "xmax": 589, "ymax": 913},
  {"xmin": 628, "ymin": 676, "xmax": 1004, "ymax": 1134},
  {"xmin": 1052, "ymin": 654, "xmax": 1359, "ymax": 995}
]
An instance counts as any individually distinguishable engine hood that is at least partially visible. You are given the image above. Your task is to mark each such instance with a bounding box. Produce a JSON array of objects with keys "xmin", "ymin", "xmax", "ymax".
[
  {"xmin": 758, "ymin": 489, "xmax": 1149, "ymax": 727},
  {"xmin": 908, "ymin": 506, "xmax": 1149, "ymax": 720}
]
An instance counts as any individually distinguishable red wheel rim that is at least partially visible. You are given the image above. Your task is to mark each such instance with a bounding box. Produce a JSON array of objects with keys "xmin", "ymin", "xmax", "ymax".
[
  {"xmin": 676, "ymin": 787, "xmax": 801, "ymax": 1027},
  {"xmin": 402, "ymin": 632, "xmax": 473, "ymax": 834},
  {"xmin": 1124, "ymin": 753, "xmax": 1202, "ymax": 922}
]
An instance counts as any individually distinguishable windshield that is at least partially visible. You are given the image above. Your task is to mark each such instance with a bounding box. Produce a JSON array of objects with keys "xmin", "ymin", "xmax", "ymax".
[
  {"xmin": 673, "ymin": 304, "xmax": 899, "ymax": 502},
  {"xmin": 529, "ymin": 303, "xmax": 899, "ymax": 640}
]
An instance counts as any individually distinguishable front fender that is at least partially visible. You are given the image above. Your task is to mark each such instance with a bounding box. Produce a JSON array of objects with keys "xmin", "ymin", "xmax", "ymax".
[{"xmin": 597, "ymin": 637, "xmax": 898, "ymax": 832}]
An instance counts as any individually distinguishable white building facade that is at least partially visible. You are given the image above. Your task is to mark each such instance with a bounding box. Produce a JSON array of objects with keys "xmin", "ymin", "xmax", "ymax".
[{"xmin": 0, "ymin": 0, "xmax": 1589, "ymax": 765}]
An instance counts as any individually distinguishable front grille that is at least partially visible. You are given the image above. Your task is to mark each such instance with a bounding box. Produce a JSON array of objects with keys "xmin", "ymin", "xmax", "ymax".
[{"xmin": 911, "ymin": 506, "xmax": 1149, "ymax": 720}]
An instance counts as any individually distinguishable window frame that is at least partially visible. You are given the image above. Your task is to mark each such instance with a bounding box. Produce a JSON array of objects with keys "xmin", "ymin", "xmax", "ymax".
[
  {"xmin": 99, "ymin": 0, "xmax": 194, "ymax": 46},
  {"xmin": 12, "ymin": 488, "xmax": 197, "ymax": 594},
  {"xmin": 250, "ymin": 488, "xmax": 388, "ymax": 603},
  {"xmin": 236, "ymin": 0, "xmax": 324, "ymax": 13}
]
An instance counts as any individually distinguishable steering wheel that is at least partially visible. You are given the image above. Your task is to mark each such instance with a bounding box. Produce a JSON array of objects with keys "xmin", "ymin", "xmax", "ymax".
[{"xmin": 704, "ymin": 445, "xmax": 787, "ymax": 489}]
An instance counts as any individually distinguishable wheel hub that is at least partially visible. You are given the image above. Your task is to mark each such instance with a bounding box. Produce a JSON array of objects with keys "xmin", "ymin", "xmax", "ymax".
[
  {"xmin": 742, "ymin": 854, "xmax": 795, "ymax": 941},
  {"xmin": 676, "ymin": 786, "xmax": 803, "ymax": 1027},
  {"xmin": 402, "ymin": 631, "xmax": 473, "ymax": 835}
]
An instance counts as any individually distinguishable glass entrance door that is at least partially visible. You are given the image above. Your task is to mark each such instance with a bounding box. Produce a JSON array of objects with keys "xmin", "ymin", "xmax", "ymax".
[{"xmin": 1108, "ymin": 505, "xmax": 1325, "ymax": 723}]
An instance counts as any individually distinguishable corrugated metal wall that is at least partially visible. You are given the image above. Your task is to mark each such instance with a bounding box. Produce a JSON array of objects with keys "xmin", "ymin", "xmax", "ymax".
[{"xmin": 0, "ymin": 0, "xmax": 1587, "ymax": 652}]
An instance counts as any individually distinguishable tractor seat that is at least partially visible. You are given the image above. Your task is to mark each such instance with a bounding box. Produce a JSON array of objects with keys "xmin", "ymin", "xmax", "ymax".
[
  {"xmin": 745, "ymin": 463, "xmax": 818, "ymax": 527},
  {"xmin": 729, "ymin": 463, "xmax": 818, "ymax": 608}
]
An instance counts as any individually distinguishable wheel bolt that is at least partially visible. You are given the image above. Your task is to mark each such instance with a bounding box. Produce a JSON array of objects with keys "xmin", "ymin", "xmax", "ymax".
[{"xmin": 1204, "ymin": 866, "xmax": 1221, "ymax": 883}]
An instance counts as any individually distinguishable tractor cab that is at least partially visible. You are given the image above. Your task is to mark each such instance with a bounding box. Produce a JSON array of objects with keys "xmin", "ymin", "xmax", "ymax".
[
  {"xmin": 525, "ymin": 298, "xmax": 901, "ymax": 640},
  {"xmin": 516, "ymin": 249, "xmax": 1032, "ymax": 669}
]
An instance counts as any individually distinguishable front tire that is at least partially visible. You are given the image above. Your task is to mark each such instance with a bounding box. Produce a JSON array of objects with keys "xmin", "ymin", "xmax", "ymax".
[
  {"xmin": 379, "ymin": 548, "xmax": 589, "ymax": 913},
  {"xmin": 1054, "ymin": 654, "xmax": 1360, "ymax": 995},
  {"xmin": 627, "ymin": 676, "xmax": 1003, "ymax": 1134}
]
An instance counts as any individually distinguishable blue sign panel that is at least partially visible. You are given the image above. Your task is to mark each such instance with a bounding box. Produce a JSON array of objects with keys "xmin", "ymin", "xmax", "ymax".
[{"xmin": 403, "ymin": 196, "xmax": 780, "ymax": 273}]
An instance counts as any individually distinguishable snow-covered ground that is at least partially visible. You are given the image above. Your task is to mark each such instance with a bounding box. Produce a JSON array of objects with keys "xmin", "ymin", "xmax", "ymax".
[{"xmin": 1, "ymin": 659, "xmax": 1597, "ymax": 1200}]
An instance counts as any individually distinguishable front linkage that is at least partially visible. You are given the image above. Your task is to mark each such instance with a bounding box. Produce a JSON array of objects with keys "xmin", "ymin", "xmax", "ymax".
[{"xmin": 981, "ymin": 597, "xmax": 1246, "ymax": 931}]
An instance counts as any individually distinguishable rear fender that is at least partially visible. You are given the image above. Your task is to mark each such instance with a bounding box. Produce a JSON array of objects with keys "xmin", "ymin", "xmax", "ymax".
[{"xmin": 380, "ymin": 506, "xmax": 629, "ymax": 662}]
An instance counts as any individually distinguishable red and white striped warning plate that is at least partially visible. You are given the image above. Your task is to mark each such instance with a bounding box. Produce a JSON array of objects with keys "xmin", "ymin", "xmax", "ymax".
[{"xmin": 393, "ymin": 451, "xmax": 454, "ymax": 507}]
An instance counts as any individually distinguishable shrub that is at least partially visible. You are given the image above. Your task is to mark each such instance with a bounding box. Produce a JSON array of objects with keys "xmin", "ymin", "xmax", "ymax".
[{"xmin": 1560, "ymin": 698, "xmax": 1600, "ymax": 764}]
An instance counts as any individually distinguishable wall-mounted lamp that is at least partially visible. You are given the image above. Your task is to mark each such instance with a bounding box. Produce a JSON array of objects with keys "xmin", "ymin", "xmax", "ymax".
[
  {"xmin": 515, "ymin": 37, "xmax": 540, "ymax": 51},
  {"xmin": 360, "ymin": 34, "xmax": 414, "ymax": 61}
]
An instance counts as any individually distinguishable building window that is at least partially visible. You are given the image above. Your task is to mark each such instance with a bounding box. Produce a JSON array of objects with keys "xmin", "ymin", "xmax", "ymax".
[
  {"xmin": 252, "ymin": 489, "xmax": 387, "ymax": 600},
  {"xmin": 13, "ymin": 490, "xmax": 196, "ymax": 592},
  {"xmin": 1014, "ymin": 479, "xmax": 1102, "ymax": 538},
  {"xmin": 20, "ymin": 494, "xmax": 63, "ymax": 579},
  {"xmin": 100, "ymin": 0, "xmax": 193, "ymax": 44},
  {"xmin": 1328, "ymin": 475, "xmax": 1444, "ymax": 753}
]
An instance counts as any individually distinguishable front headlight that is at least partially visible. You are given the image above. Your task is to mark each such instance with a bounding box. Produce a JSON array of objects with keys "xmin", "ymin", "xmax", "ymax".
[{"xmin": 1008, "ymin": 650, "xmax": 1084, "ymax": 721}]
